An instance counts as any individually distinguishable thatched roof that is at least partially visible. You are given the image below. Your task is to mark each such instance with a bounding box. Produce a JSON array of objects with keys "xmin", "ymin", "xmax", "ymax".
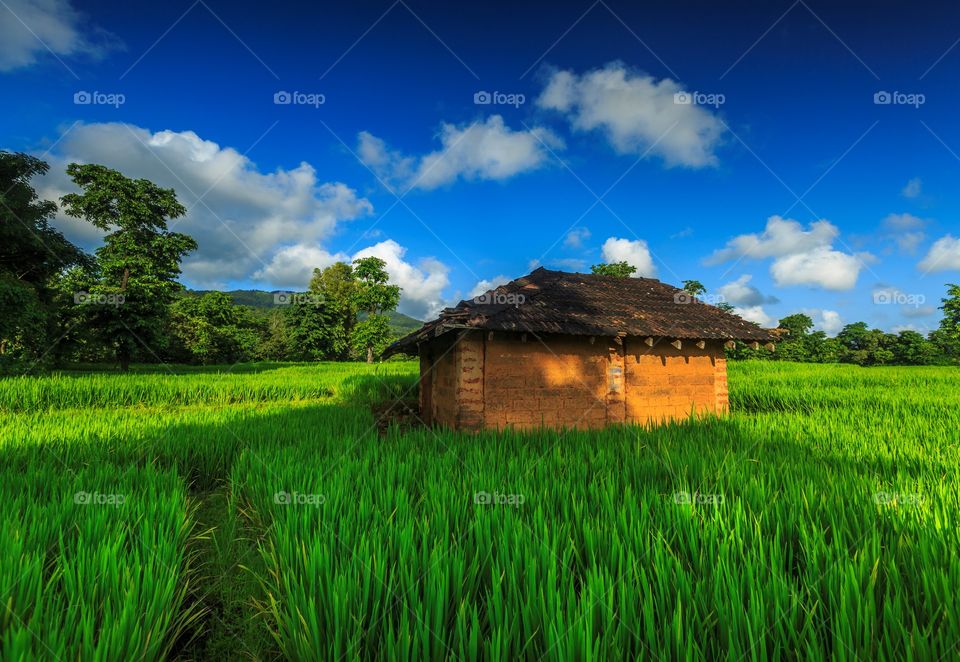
[{"xmin": 386, "ymin": 267, "xmax": 776, "ymax": 356}]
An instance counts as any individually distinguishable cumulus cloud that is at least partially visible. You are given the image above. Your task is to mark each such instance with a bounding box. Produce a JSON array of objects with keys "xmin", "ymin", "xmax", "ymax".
[
  {"xmin": 717, "ymin": 274, "xmax": 779, "ymax": 307},
  {"xmin": 0, "ymin": 0, "xmax": 119, "ymax": 71},
  {"xmin": 358, "ymin": 115, "xmax": 561, "ymax": 191},
  {"xmin": 468, "ymin": 275, "xmax": 511, "ymax": 298},
  {"xmin": 804, "ymin": 309, "xmax": 844, "ymax": 336},
  {"xmin": 706, "ymin": 216, "xmax": 838, "ymax": 264},
  {"xmin": 352, "ymin": 240, "xmax": 450, "ymax": 319},
  {"xmin": 769, "ymin": 247, "xmax": 868, "ymax": 290},
  {"xmin": 733, "ymin": 305, "xmax": 772, "ymax": 327},
  {"xmin": 563, "ymin": 226, "xmax": 591, "ymax": 249},
  {"xmin": 881, "ymin": 212, "xmax": 927, "ymax": 254},
  {"xmin": 255, "ymin": 239, "xmax": 450, "ymax": 319},
  {"xmin": 707, "ymin": 216, "xmax": 870, "ymax": 290},
  {"xmin": 536, "ymin": 62, "xmax": 725, "ymax": 167},
  {"xmin": 600, "ymin": 237, "xmax": 656, "ymax": 277},
  {"xmin": 34, "ymin": 122, "xmax": 374, "ymax": 289},
  {"xmin": 919, "ymin": 235, "xmax": 960, "ymax": 273},
  {"xmin": 901, "ymin": 177, "xmax": 922, "ymax": 198}
]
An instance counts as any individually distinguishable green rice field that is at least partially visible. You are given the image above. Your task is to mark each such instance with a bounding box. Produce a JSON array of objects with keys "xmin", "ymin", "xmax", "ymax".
[{"xmin": 1, "ymin": 361, "xmax": 958, "ymax": 660}]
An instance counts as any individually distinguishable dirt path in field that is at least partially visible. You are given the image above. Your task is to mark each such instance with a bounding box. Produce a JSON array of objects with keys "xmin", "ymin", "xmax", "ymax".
[{"xmin": 171, "ymin": 488, "xmax": 279, "ymax": 661}]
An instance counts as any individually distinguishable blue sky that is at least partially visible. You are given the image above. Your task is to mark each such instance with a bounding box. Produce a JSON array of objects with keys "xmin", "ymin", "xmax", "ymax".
[{"xmin": 2, "ymin": 0, "xmax": 959, "ymax": 331}]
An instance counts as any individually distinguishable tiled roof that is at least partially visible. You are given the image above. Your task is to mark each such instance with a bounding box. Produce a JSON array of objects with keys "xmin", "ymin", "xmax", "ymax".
[{"xmin": 386, "ymin": 268, "xmax": 775, "ymax": 355}]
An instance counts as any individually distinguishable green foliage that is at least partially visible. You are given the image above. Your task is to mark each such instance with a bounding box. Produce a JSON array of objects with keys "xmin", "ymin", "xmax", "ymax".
[
  {"xmin": 0, "ymin": 152, "xmax": 87, "ymax": 371},
  {"xmin": 60, "ymin": 164, "xmax": 198, "ymax": 370},
  {"xmin": 168, "ymin": 292, "xmax": 265, "ymax": 364},
  {"xmin": 590, "ymin": 261, "xmax": 636, "ymax": 277},
  {"xmin": 351, "ymin": 257, "xmax": 401, "ymax": 362},
  {"xmin": 681, "ymin": 279, "xmax": 706, "ymax": 297}
]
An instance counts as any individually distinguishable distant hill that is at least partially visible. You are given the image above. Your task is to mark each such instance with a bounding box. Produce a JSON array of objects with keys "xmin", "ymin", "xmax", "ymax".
[{"xmin": 186, "ymin": 289, "xmax": 423, "ymax": 336}]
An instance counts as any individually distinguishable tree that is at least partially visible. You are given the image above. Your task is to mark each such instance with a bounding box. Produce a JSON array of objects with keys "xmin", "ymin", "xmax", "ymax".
[
  {"xmin": 60, "ymin": 164, "xmax": 197, "ymax": 370},
  {"xmin": 0, "ymin": 152, "xmax": 87, "ymax": 370},
  {"xmin": 934, "ymin": 284, "xmax": 960, "ymax": 362},
  {"xmin": 351, "ymin": 257, "xmax": 401, "ymax": 363},
  {"xmin": 893, "ymin": 330, "xmax": 936, "ymax": 366},
  {"xmin": 591, "ymin": 262, "xmax": 636, "ymax": 278},
  {"xmin": 681, "ymin": 280, "xmax": 706, "ymax": 297},
  {"xmin": 775, "ymin": 314, "xmax": 814, "ymax": 362},
  {"xmin": 167, "ymin": 292, "xmax": 263, "ymax": 364},
  {"xmin": 309, "ymin": 261, "xmax": 357, "ymax": 360}
]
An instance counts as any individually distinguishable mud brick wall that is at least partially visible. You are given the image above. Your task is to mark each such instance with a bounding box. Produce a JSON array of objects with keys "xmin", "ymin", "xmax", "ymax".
[
  {"xmin": 418, "ymin": 333, "xmax": 730, "ymax": 430},
  {"xmin": 483, "ymin": 334, "xmax": 609, "ymax": 430},
  {"xmin": 623, "ymin": 338, "xmax": 725, "ymax": 425}
]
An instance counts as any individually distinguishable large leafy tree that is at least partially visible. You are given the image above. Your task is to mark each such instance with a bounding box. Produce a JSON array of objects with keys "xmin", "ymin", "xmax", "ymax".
[
  {"xmin": 0, "ymin": 152, "xmax": 87, "ymax": 369},
  {"xmin": 933, "ymin": 283, "xmax": 960, "ymax": 362},
  {"xmin": 167, "ymin": 292, "xmax": 263, "ymax": 364},
  {"xmin": 351, "ymin": 257, "xmax": 401, "ymax": 363},
  {"xmin": 308, "ymin": 261, "xmax": 358, "ymax": 360},
  {"xmin": 60, "ymin": 164, "xmax": 197, "ymax": 370},
  {"xmin": 591, "ymin": 261, "xmax": 636, "ymax": 278}
]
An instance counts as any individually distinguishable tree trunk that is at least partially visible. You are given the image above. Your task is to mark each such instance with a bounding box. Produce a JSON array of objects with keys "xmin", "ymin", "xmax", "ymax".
[{"xmin": 367, "ymin": 345, "xmax": 374, "ymax": 364}]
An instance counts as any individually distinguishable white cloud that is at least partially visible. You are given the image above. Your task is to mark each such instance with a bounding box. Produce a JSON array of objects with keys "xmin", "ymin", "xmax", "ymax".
[
  {"xmin": 536, "ymin": 62, "xmax": 724, "ymax": 168},
  {"xmin": 34, "ymin": 122, "xmax": 374, "ymax": 288},
  {"xmin": 804, "ymin": 309, "xmax": 844, "ymax": 336},
  {"xmin": 468, "ymin": 275, "xmax": 511, "ymax": 298},
  {"xmin": 600, "ymin": 237, "xmax": 656, "ymax": 277},
  {"xmin": 255, "ymin": 239, "xmax": 450, "ymax": 319},
  {"xmin": 770, "ymin": 247, "xmax": 867, "ymax": 290},
  {"xmin": 352, "ymin": 240, "xmax": 450, "ymax": 320},
  {"xmin": 708, "ymin": 216, "xmax": 869, "ymax": 291},
  {"xmin": 919, "ymin": 235, "xmax": 960, "ymax": 273},
  {"xmin": 902, "ymin": 305, "xmax": 936, "ymax": 318},
  {"xmin": 563, "ymin": 226, "xmax": 590, "ymax": 249},
  {"xmin": 706, "ymin": 216, "xmax": 838, "ymax": 264},
  {"xmin": 717, "ymin": 274, "xmax": 779, "ymax": 306},
  {"xmin": 0, "ymin": 0, "xmax": 118, "ymax": 71},
  {"xmin": 901, "ymin": 177, "xmax": 922, "ymax": 198},
  {"xmin": 733, "ymin": 305, "xmax": 772, "ymax": 327},
  {"xmin": 358, "ymin": 115, "xmax": 561, "ymax": 191},
  {"xmin": 881, "ymin": 213, "xmax": 927, "ymax": 254}
]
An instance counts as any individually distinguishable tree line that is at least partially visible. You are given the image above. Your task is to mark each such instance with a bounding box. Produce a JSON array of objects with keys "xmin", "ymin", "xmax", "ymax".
[{"xmin": 0, "ymin": 151, "xmax": 402, "ymax": 373}]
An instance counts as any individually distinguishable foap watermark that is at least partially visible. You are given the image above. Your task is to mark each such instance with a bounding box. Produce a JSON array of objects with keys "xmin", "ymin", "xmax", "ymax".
[
  {"xmin": 472, "ymin": 291, "xmax": 525, "ymax": 307},
  {"xmin": 74, "ymin": 491, "xmax": 125, "ymax": 507},
  {"xmin": 673, "ymin": 292, "xmax": 725, "ymax": 306},
  {"xmin": 673, "ymin": 491, "xmax": 724, "ymax": 506},
  {"xmin": 274, "ymin": 292, "xmax": 325, "ymax": 306},
  {"xmin": 873, "ymin": 90, "xmax": 925, "ymax": 108},
  {"xmin": 874, "ymin": 491, "xmax": 924, "ymax": 507},
  {"xmin": 74, "ymin": 90, "xmax": 126, "ymax": 108},
  {"xmin": 474, "ymin": 491, "xmax": 525, "ymax": 508},
  {"xmin": 274, "ymin": 491, "xmax": 326, "ymax": 507},
  {"xmin": 673, "ymin": 91, "xmax": 725, "ymax": 108},
  {"xmin": 274, "ymin": 90, "xmax": 325, "ymax": 107},
  {"xmin": 473, "ymin": 90, "xmax": 525, "ymax": 108},
  {"xmin": 74, "ymin": 291, "xmax": 125, "ymax": 307},
  {"xmin": 873, "ymin": 290, "xmax": 925, "ymax": 307}
]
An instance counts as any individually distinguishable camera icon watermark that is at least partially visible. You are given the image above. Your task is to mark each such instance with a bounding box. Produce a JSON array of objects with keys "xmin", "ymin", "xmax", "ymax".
[
  {"xmin": 472, "ymin": 291, "xmax": 525, "ymax": 307},
  {"xmin": 273, "ymin": 90, "xmax": 326, "ymax": 108},
  {"xmin": 673, "ymin": 91, "xmax": 725, "ymax": 108},
  {"xmin": 872, "ymin": 289, "xmax": 925, "ymax": 307},
  {"xmin": 74, "ymin": 91, "xmax": 126, "ymax": 108},
  {"xmin": 873, "ymin": 90, "xmax": 925, "ymax": 108},
  {"xmin": 673, "ymin": 491, "xmax": 724, "ymax": 506},
  {"xmin": 473, "ymin": 90, "xmax": 525, "ymax": 108},
  {"xmin": 273, "ymin": 292, "xmax": 325, "ymax": 306},
  {"xmin": 74, "ymin": 291, "xmax": 125, "ymax": 307},
  {"xmin": 473, "ymin": 490, "xmax": 525, "ymax": 508},
  {"xmin": 274, "ymin": 491, "xmax": 325, "ymax": 507},
  {"xmin": 673, "ymin": 292, "xmax": 725, "ymax": 306},
  {"xmin": 874, "ymin": 491, "xmax": 923, "ymax": 507},
  {"xmin": 74, "ymin": 491, "xmax": 125, "ymax": 507}
]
